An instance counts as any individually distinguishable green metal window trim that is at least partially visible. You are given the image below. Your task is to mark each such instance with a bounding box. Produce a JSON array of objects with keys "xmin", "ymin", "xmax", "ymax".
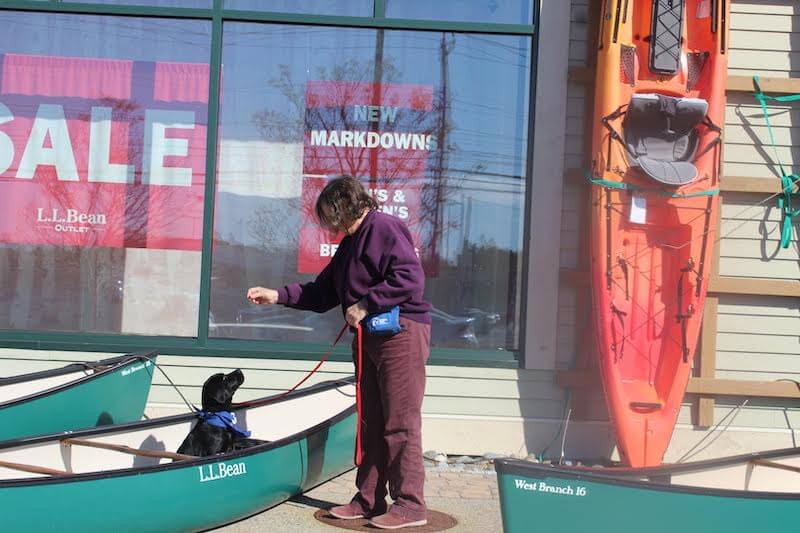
[
  {"xmin": 0, "ymin": 0, "xmax": 537, "ymax": 368},
  {"xmin": 2, "ymin": 1, "xmax": 535, "ymax": 34},
  {"xmin": 196, "ymin": 0, "xmax": 224, "ymax": 345},
  {"xmin": 0, "ymin": 329, "xmax": 519, "ymax": 368}
]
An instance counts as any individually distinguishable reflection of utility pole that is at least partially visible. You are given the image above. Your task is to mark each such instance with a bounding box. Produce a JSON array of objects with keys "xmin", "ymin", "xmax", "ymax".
[
  {"xmin": 428, "ymin": 33, "xmax": 454, "ymax": 274},
  {"xmin": 457, "ymin": 196, "xmax": 473, "ymax": 309},
  {"xmin": 369, "ymin": 29, "xmax": 384, "ymax": 189}
]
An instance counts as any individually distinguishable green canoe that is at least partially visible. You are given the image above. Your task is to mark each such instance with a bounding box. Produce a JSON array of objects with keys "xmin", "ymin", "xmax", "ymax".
[
  {"xmin": 0, "ymin": 377, "xmax": 356, "ymax": 532},
  {"xmin": 496, "ymin": 448, "xmax": 800, "ymax": 533},
  {"xmin": 0, "ymin": 352, "xmax": 157, "ymax": 441}
]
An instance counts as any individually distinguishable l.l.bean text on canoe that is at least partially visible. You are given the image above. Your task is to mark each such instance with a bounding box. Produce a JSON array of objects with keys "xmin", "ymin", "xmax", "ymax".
[{"xmin": 198, "ymin": 462, "xmax": 247, "ymax": 483}]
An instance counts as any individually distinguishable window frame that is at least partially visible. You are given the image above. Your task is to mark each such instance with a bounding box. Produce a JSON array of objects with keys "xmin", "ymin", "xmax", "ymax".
[{"xmin": 0, "ymin": 0, "xmax": 539, "ymax": 368}]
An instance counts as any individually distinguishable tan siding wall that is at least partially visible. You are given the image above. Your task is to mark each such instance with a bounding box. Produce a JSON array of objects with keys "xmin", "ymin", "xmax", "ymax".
[{"xmin": 556, "ymin": 0, "xmax": 591, "ymax": 373}]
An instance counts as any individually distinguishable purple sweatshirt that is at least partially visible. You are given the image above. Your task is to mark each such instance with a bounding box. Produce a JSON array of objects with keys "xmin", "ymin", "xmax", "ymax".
[{"xmin": 277, "ymin": 210, "xmax": 431, "ymax": 324}]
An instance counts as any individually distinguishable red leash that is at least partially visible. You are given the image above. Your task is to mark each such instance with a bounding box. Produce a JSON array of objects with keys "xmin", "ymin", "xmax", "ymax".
[
  {"xmin": 355, "ymin": 323, "xmax": 364, "ymax": 466},
  {"xmin": 255, "ymin": 322, "xmax": 364, "ymax": 467},
  {"xmin": 259, "ymin": 323, "xmax": 348, "ymax": 405}
]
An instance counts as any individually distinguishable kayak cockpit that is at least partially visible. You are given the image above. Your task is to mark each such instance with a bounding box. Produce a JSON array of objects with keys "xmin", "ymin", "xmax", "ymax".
[{"xmin": 623, "ymin": 93, "xmax": 708, "ymax": 186}]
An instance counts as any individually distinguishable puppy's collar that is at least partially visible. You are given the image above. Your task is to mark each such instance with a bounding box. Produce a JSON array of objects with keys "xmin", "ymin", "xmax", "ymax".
[{"xmin": 197, "ymin": 410, "xmax": 252, "ymax": 438}]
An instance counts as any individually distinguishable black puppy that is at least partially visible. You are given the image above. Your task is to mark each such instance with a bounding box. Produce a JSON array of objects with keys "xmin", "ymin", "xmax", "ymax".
[{"xmin": 177, "ymin": 369, "xmax": 260, "ymax": 456}]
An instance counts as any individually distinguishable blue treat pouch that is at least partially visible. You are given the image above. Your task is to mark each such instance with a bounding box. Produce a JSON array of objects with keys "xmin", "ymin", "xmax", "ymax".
[{"xmin": 363, "ymin": 306, "xmax": 401, "ymax": 336}]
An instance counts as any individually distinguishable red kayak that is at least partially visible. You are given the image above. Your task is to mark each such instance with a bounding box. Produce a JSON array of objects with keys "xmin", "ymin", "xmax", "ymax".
[{"xmin": 589, "ymin": 0, "xmax": 729, "ymax": 466}]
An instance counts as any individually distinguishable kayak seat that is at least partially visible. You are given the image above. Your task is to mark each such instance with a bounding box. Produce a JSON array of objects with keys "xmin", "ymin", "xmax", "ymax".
[{"xmin": 623, "ymin": 93, "xmax": 708, "ymax": 186}]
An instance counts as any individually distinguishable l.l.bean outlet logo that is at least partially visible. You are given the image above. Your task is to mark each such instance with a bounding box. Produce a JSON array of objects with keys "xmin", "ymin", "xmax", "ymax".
[{"xmin": 514, "ymin": 478, "xmax": 588, "ymax": 497}]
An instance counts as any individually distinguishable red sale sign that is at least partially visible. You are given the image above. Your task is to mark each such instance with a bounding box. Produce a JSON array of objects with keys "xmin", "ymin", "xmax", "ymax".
[
  {"xmin": 0, "ymin": 53, "xmax": 209, "ymax": 250},
  {"xmin": 298, "ymin": 81, "xmax": 435, "ymax": 274}
]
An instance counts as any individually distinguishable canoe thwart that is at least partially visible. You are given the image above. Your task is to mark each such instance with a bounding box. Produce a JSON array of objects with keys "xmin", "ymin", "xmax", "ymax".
[
  {"xmin": 751, "ymin": 459, "xmax": 800, "ymax": 475},
  {"xmin": 61, "ymin": 438, "xmax": 196, "ymax": 461},
  {"xmin": 0, "ymin": 460, "xmax": 69, "ymax": 476}
]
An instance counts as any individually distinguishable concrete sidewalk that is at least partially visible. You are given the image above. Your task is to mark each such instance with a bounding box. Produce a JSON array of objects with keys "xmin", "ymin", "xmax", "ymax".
[{"xmin": 216, "ymin": 463, "xmax": 502, "ymax": 532}]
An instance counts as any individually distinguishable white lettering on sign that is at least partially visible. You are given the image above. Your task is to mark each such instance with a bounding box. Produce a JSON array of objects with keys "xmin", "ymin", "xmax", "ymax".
[
  {"xmin": 0, "ymin": 103, "xmax": 14, "ymax": 175},
  {"xmin": 309, "ymin": 130, "xmax": 437, "ymax": 152},
  {"xmin": 18, "ymin": 104, "xmax": 79, "ymax": 181},
  {"xmin": 88, "ymin": 106, "xmax": 134, "ymax": 184},
  {"xmin": 0, "ymin": 103, "xmax": 198, "ymax": 186},
  {"xmin": 198, "ymin": 461, "xmax": 248, "ymax": 483},
  {"xmin": 37, "ymin": 207, "xmax": 108, "ymax": 234},
  {"xmin": 142, "ymin": 109, "xmax": 195, "ymax": 187},
  {"xmin": 353, "ymin": 105, "xmax": 399, "ymax": 124},
  {"xmin": 366, "ymin": 188, "xmax": 409, "ymax": 220},
  {"xmin": 513, "ymin": 478, "xmax": 587, "ymax": 497},
  {"xmin": 320, "ymin": 243, "xmax": 339, "ymax": 257}
]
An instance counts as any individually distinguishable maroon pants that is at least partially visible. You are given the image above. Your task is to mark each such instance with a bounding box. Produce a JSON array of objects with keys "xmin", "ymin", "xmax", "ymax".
[{"xmin": 351, "ymin": 317, "xmax": 430, "ymax": 521}]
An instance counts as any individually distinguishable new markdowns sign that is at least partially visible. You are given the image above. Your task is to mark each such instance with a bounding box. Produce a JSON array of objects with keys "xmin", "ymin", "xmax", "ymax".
[
  {"xmin": 298, "ymin": 80, "xmax": 436, "ymax": 274},
  {"xmin": 0, "ymin": 53, "xmax": 209, "ymax": 250}
]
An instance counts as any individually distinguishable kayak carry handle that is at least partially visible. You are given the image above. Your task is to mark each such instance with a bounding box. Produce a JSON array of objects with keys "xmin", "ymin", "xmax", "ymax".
[{"xmin": 629, "ymin": 401, "xmax": 663, "ymax": 411}]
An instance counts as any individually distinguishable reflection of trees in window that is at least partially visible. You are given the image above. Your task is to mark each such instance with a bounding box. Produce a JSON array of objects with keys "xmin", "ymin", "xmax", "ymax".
[{"xmin": 248, "ymin": 37, "xmax": 464, "ymax": 264}]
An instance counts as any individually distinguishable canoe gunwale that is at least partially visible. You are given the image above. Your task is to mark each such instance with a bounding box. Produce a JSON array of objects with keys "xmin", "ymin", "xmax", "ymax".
[
  {"xmin": 496, "ymin": 448, "xmax": 800, "ymax": 501},
  {"xmin": 0, "ymin": 351, "xmax": 157, "ymax": 410},
  {"xmin": 0, "ymin": 376, "xmax": 357, "ymax": 488}
]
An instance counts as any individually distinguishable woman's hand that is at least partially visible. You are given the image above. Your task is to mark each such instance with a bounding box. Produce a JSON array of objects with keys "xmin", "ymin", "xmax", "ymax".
[
  {"xmin": 345, "ymin": 299, "xmax": 369, "ymax": 328},
  {"xmin": 246, "ymin": 286, "xmax": 279, "ymax": 305}
]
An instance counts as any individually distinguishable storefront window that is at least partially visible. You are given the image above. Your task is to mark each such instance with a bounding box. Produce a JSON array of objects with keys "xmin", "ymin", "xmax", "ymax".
[
  {"xmin": 385, "ymin": 0, "xmax": 534, "ymax": 25},
  {"xmin": 0, "ymin": 12, "xmax": 211, "ymax": 336},
  {"xmin": 224, "ymin": 0, "xmax": 373, "ymax": 17},
  {"xmin": 212, "ymin": 22, "xmax": 530, "ymax": 358}
]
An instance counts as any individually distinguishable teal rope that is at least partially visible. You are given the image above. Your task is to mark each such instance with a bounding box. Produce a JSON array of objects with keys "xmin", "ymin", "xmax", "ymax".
[
  {"xmin": 586, "ymin": 172, "xmax": 719, "ymax": 198},
  {"xmin": 753, "ymin": 75, "xmax": 800, "ymax": 249}
]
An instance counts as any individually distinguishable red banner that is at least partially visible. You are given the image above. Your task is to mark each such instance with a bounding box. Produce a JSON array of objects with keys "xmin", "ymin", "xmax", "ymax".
[
  {"xmin": 0, "ymin": 53, "xmax": 209, "ymax": 250},
  {"xmin": 298, "ymin": 81, "xmax": 435, "ymax": 274}
]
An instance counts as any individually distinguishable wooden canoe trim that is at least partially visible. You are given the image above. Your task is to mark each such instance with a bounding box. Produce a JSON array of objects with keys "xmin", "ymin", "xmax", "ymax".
[
  {"xmin": 751, "ymin": 459, "xmax": 800, "ymax": 475},
  {"xmin": 61, "ymin": 438, "xmax": 196, "ymax": 461},
  {"xmin": 0, "ymin": 460, "xmax": 68, "ymax": 476},
  {"xmin": 568, "ymin": 67, "xmax": 800, "ymax": 95}
]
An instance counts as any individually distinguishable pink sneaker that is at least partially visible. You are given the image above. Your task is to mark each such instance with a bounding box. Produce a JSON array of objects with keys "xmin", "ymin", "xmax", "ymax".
[{"xmin": 369, "ymin": 511, "xmax": 428, "ymax": 530}]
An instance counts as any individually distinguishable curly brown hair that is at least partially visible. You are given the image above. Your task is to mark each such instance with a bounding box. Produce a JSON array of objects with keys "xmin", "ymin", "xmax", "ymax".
[{"xmin": 314, "ymin": 175, "xmax": 378, "ymax": 231}]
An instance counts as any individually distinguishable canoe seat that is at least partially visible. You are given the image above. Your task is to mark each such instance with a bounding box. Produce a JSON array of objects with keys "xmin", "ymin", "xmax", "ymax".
[
  {"xmin": 0, "ymin": 459, "xmax": 68, "ymax": 476},
  {"xmin": 623, "ymin": 93, "xmax": 708, "ymax": 186}
]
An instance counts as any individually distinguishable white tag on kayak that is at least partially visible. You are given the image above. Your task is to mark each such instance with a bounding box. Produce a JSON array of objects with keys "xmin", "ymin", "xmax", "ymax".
[
  {"xmin": 630, "ymin": 194, "xmax": 646, "ymax": 224},
  {"xmin": 696, "ymin": 0, "xmax": 711, "ymax": 19}
]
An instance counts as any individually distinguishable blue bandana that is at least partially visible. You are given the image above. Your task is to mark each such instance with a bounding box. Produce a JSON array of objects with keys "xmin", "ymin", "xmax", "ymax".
[{"xmin": 198, "ymin": 411, "xmax": 251, "ymax": 438}]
